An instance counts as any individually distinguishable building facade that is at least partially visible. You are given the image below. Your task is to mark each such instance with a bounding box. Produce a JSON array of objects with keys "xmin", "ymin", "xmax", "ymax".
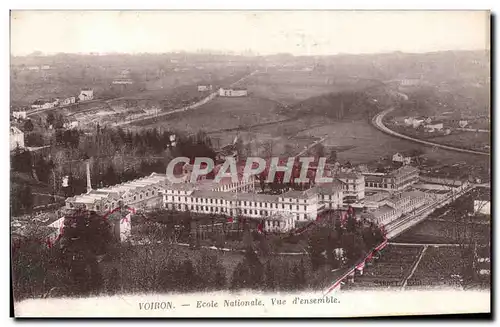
[
  {"xmin": 372, "ymin": 190, "xmax": 428, "ymax": 226},
  {"xmin": 336, "ymin": 172, "xmax": 365, "ymax": 204},
  {"xmin": 219, "ymin": 88, "xmax": 248, "ymax": 97},
  {"xmin": 10, "ymin": 126, "xmax": 25, "ymax": 150},
  {"xmin": 78, "ymin": 89, "xmax": 94, "ymax": 102}
]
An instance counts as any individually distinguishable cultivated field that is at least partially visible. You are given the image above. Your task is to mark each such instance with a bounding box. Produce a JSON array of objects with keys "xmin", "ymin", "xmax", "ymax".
[
  {"xmin": 240, "ymin": 70, "xmax": 382, "ymax": 106},
  {"xmin": 406, "ymin": 246, "xmax": 463, "ymax": 289},
  {"xmin": 130, "ymin": 96, "xmax": 286, "ymax": 133}
]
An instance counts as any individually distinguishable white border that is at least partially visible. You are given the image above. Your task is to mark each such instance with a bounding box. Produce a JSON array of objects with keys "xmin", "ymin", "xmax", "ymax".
[{"xmin": 3, "ymin": 1, "xmax": 497, "ymax": 326}]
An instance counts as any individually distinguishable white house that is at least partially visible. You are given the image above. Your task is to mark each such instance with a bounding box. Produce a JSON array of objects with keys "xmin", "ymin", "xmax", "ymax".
[
  {"xmin": 10, "ymin": 126, "xmax": 25, "ymax": 151},
  {"xmin": 61, "ymin": 97, "xmax": 76, "ymax": 106},
  {"xmin": 78, "ymin": 89, "xmax": 94, "ymax": 102},
  {"xmin": 392, "ymin": 152, "xmax": 412, "ymax": 165},
  {"xmin": 474, "ymin": 200, "xmax": 490, "ymax": 216},
  {"xmin": 12, "ymin": 111, "xmax": 27, "ymax": 120},
  {"xmin": 219, "ymin": 88, "xmax": 248, "ymax": 97},
  {"xmin": 424, "ymin": 123, "xmax": 444, "ymax": 132},
  {"xmin": 63, "ymin": 121, "xmax": 79, "ymax": 129},
  {"xmin": 198, "ymin": 85, "xmax": 213, "ymax": 92},
  {"xmin": 459, "ymin": 120, "xmax": 469, "ymax": 128},
  {"xmin": 404, "ymin": 117, "xmax": 424, "ymax": 128}
]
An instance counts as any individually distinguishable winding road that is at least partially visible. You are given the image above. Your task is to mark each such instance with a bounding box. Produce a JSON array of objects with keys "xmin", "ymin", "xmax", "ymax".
[{"xmin": 372, "ymin": 107, "xmax": 490, "ymax": 156}]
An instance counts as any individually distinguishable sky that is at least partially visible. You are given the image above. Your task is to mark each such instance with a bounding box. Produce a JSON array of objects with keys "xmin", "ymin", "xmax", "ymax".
[{"xmin": 10, "ymin": 11, "xmax": 490, "ymax": 56}]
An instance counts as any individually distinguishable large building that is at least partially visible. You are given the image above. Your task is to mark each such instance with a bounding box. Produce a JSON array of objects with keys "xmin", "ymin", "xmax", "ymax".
[
  {"xmin": 336, "ymin": 172, "xmax": 365, "ymax": 204},
  {"xmin": 163, "ymin": 182, "xmax": 338, "ymax": 223},
  {"xmin": 65, "ymin": 173, "xmax": 166, "ymax": 213},
  {"xmin": 10, "ymin": 126, "xmax": 25, "ymax": 151},
  {"xmin": 372, "ymin": 190, "xmax": 428, "ymax": 226},
  {"xmin": 78, "ymin": 89, "xmax": 94, "ymax": 102},
  {"xmin": 364, "ymin": 166, "xmax": 419, "ymax": 193}
]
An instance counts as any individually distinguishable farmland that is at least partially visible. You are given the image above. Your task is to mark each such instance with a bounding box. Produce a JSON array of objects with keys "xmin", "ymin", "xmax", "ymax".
[{"xmin": 240, "ymin": 70, "xmax": 383, "ymax": 106}]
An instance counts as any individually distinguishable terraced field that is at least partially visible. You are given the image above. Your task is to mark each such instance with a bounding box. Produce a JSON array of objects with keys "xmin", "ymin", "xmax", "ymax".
[{"xmin": 343, "ymin": 245, "xmax": 422, "ymax": 290}]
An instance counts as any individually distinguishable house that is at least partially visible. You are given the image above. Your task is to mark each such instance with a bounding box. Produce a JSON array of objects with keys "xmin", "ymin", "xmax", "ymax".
[
  {"xmin": 31, "ymin": 99, "xmax": 59, "ymax": 110},
  {"xmin": 61, "ymin": 97, "xmax": 76, "ymax": 106},
  {"xmin": 78, "ymin": 89, "xmax": 94, "ymax": 102},
  {"xmin": 444, "ymin": 128, "xmax": 451, "ymax": 135},
  {"xmin": 10, "ymin": 126, "xmax": 25, "ymax": 150},
  {"xmin": 474, "ymin": 200, "xmax": 490, "ymax": 216},
  {"xmin": 12, "ymin": 111, "xmax": 27, "ymax": 120},
  {"xmin": 219, "ymin": 88, "xmax": 248, "ymax": 97},
  {"xmin": 424, "ymin": 117, "xmax": 433, "ymax": 124},
  {"xmin": 392, "ymin": 152, "xmax": 412, "ymax": 165},
  {"xmin": 459, "ymin": 120, "xmax": 469, "ymax": 128},
  {"xmin": 404, "ymin": 117, "xmax": 424, "ymax": 128},
  {"xmin": 424, "ymin": 123, "xmax": 444, "ymax": 132},
  {"xmin": 335, "ymin": 172, "xmax": 365, "ymax": 204},
  {"xmin": 198, "ymin": 85, "xmax": 213, "ymax": 92},
  {"xmin": 364, "ymin": 166, "xmax": 419, "ymax": 193},
  {"xmin": 63, "ymin": 121, "xmax": 79, "ymax": 129}
]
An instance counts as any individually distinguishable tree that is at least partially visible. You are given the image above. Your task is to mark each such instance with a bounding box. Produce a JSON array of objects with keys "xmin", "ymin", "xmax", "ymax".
[
  {"xmin": 264, "ymin": 260, "xmax": 275, "ymax": 290},
  {"xmin": 60, "ymin": 209, "xmax": 113, "ymax": 295},
  {"xmin": 328, "ymin": 150, "xmax": 338, "ymax": 163},
  {"xmin": 23, "ymin": 119, "xmax": 34, "ymax": 132},
  {"xmin": 314, "ymin": 143, "xmax": 325, "ymax": 159},
  {"xmin": 46, "ymin": 112, "xmax": 55, "ymax": 127}
]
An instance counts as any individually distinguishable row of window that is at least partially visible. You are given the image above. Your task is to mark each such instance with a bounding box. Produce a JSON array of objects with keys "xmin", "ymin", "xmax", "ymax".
[{"xmin": 168, "ymin": 196, "xmax": 311, "ymax": 211}]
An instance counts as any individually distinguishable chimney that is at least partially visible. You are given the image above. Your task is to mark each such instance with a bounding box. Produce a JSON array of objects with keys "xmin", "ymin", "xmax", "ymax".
[{"xmin": 86, "ymin": 159, "xmax": 92, "ymax": 194}]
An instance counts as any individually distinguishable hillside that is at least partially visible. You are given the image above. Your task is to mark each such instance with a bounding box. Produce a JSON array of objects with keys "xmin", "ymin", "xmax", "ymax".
[{"xmin": 288, "ymin": 85, "xmax": 391, "ymax": 121}]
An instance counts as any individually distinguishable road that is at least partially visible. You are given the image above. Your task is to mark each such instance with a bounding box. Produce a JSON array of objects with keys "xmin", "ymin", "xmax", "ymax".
[
  {"xmin": 372, "ymin": 108, "xmax": 490, "ymax": 156},
  {"xmin": 113, "ymin": 70, "xmax": 258, "ymax": 127},
  {"xmin": 295, "ymin": 136, "xmax": 328, "ymax": 157}
]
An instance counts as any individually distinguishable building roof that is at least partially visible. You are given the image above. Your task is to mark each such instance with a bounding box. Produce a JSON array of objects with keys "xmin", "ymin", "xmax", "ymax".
[
  {"xmin": 373, "ymin": 204, "xmax": 395, "ymax": 217},
  {"xmin": 10, "ymin": 126, "xmax": 23, "ymax": 134},
  {"xmin": 388, "ymin": 165, "xmax": 419, "ymax": 177},
  {"xmin": 336, "ymin": 172, "xmax": 361, "ymax": 180}
]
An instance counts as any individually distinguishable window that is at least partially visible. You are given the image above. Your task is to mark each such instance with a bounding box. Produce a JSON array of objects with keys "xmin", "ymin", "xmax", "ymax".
[
  {"xmin": 152, "ymin": 190, "xmax": 155, "ymax": 195},
  {"xmin": 296, "ymin": 205, "xmax": 299, "ymax": 210},
  {"xmin": 134, "ymin": 196, "xmax": 137, "ymax": 201},
  {"xmin": 146, "ymin": 192, "xmax": 149, "ymax": 196}
]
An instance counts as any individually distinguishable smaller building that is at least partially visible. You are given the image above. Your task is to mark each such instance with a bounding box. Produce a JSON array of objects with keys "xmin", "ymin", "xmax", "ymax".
[
  {"xmin": 474, "ymin": 200, "xmax": 490, "ymax": 216},
  {"xmin": 78, "ymin": 89, "xmax": 94, "ymax": 102},
  {"xmin": 61, "ymin": 97, "xmax": 76, "ymax": 106},
  {"xmin": 392, "ymin": 152, "xmax": 412, "ymax": 165},
  {"xmin": 10, "ymin": 126, "xmax": 25, "ymax": 151},
  {"xmin": 459, "ymin": 120, "xmax": 469, "ymax": 128},
  {"xmin": 263, "ymin": 213, "xmax": 294, "ymax": 233},
  {"xmin": 198, "ymin": 85, "xmax": 213, "ymax": 92},
  {"xmin": 404, "ymin": 117, "xmax": 424, "ymax": 128},
  {"xmin": 12, "ymin": 111, "xmax": 27, "ymax": 120},
  {"xmin": 63, "ymin": 121, "xmax": 79, "ymax": 129},
  {"xmin": 219, "ymin": 88, "xmax": 248, "ymax": 97},
  {"xmin": 424, "ymin": 123, "xmax": 444, "ymax": 132}
]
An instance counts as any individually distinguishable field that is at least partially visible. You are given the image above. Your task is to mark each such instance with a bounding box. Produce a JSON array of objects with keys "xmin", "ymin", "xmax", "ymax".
[
  {"xmin": 406, "ymin": 246, "xmax": 464, "ymax": 289},
  {"xmin": 343, "ymin": 245, "xmax": 423, "ymax": 291},
  {"xmin": 130, "ymin": 95, "xmax": 286, "ymax": 133},
  {"xmin": 427, "ymin": 132, "xmax": 490, "ymax": 153},
  {"xmin": 240, "ymin": 70, "xmax": 382, "ymax": 106}
]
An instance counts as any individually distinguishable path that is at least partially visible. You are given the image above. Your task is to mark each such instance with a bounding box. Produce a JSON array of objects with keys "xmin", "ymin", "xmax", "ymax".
[
  {"xmin": 401, "ymin": 245, "xmax": 428, "ymax": 290},
  {"xmin": 389, "ymin": 242, "xmax": 460, "ymax": 247},
  {"xmin": 372, "ymin": 107, "xmax": 489, "ymax": 156}
]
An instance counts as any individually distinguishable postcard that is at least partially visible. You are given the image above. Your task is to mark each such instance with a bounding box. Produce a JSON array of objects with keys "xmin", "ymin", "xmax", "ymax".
[{"xmin": 10, "ymin": 10, "xmax": 491, "ymax": 318}]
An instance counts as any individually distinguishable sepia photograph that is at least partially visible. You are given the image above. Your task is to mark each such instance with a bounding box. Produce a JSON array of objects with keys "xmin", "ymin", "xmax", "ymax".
[{"xmin": 9, "ymin": 10, "xmax": 491, "ymax": 318}]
